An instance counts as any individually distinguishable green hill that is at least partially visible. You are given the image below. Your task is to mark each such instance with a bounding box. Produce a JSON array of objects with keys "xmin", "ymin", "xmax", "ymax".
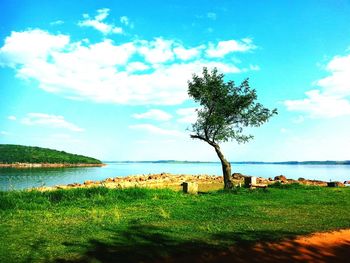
[{"xmin": 0, "ymin": 144, "xmax": 102, "ymax": 164}]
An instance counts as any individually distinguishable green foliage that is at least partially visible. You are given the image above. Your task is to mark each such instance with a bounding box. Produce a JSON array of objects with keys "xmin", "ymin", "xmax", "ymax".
[
  {"xmin": 188, "ymin": 67, "xmax": 277, "ymax": 144},
  {"xmin": 0, "ymin": 187, "xmax": 350, "ymax": 262},
  {"xmin": 0, "ymin": 144, "xmax": 102, "ymax": 164}
]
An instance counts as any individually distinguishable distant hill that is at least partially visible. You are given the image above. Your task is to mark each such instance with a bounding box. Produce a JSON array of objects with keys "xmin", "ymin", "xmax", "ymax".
[{"xmin": 0, "ymin": 144, "xmax": 102, "ymax": 164}]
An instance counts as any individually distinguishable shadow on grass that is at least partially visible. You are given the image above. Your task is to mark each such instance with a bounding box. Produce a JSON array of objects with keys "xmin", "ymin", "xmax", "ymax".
[{"xmin": 55, "ymin": 224, "xmax": 350, "ymax": 263}]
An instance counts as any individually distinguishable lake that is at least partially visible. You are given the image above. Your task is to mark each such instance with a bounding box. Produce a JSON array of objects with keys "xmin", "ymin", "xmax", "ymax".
[{"xmin": 0, "ymin": 162, "xmax": 349, "ymax": 191}]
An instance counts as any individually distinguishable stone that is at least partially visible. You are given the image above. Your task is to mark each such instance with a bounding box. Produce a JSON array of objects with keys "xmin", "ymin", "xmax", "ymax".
[
  {"xmin": 105, "ymin": 178, "xmax": 114, "ymax": 182},
  {"xmin": 257, "ymin": 177, "xmax": 268, "ymax": 184},
  {"xmin": 244, "ymin": 176, "xmax": 257, "ymax": 188},
  {"xmin": 274, "ymin": 175, "xmax": 287, "ymax": 182},
  {"xmin": 327, "ymin": 181, "xmax": 344, "ymax": 187},
  {"xmin": 182, "ymin": 182, "xmax": 198, "ymax": 194},
  {"xmin": 232, "ymin": 173, "xmax": 245, "ymax": 180}
]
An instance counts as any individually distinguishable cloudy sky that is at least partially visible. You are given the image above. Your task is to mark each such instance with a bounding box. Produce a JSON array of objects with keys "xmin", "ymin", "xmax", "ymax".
[{"xmin": 1, "ymin": 0, "xmax": 350, "ymax": 161}]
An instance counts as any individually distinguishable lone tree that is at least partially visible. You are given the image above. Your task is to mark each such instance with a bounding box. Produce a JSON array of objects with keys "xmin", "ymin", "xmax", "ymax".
[{"xmin": 188, "ymin": 67, "xmax": 277, "ymax": 189}]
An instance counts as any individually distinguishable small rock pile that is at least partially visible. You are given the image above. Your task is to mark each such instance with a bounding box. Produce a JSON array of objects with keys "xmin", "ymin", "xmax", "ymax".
[
  {"xmin": 34, "ymin": 172, "xmax": 346, "ymax": 191},
  {"xmin": 36, "ymin": 173, "xmax": 223, "ymax": 191}
]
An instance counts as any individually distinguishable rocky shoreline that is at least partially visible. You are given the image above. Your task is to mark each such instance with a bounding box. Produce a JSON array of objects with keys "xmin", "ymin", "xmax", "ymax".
[
  {"xmin": 34, "ymin": 172, "xmax": 346, "ymax": 192},
  {"xmin": 0, "ymin": 163, "xmax": 105, "ymax": 168}
]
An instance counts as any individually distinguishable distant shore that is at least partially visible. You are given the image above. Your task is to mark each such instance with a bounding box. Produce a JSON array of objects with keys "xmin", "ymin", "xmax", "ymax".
[
  {"xmin": 0, "ymin": 163, "xmax": 106, "ymax": 168},
  {"xmin": 108, "ymin": 160, "xmax": 350, "ymax": 165}
]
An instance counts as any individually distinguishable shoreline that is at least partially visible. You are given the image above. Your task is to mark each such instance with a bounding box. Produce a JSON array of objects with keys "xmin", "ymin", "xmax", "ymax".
[
  {"xmin": 0, "ymin": 163, "xmax": 106, "ymax": 168},
  {"xmin": 33, "ymin": 172, "xmax": 345, "ymax": 192}
]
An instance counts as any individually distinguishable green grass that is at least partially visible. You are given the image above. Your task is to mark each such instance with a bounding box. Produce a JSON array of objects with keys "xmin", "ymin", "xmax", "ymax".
[{"xmin": 0, "ymin": 185, "xmax": 350, "ymax": 262}]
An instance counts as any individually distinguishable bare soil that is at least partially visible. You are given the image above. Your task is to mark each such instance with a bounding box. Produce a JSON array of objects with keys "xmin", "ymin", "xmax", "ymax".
[{"xmin": 164, "ymin": 229, "xmax": 350, "ymax": 263}]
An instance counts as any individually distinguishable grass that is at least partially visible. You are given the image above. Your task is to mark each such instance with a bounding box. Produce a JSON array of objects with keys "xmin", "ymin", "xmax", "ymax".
[{"xmin": 0, "ymin": 185, "xmax": 350, "ymax": 262}]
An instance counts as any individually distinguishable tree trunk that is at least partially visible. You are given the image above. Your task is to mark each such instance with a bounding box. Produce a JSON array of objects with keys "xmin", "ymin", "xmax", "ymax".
[{"xmin": 214, "ymin": 145, "xmax": 233, "ymax": 189}]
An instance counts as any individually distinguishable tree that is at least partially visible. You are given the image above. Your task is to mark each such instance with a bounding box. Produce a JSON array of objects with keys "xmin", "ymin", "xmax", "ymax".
[{"xmin": 188, "ymin": 67, "xmax": 277, "ymax": 189}]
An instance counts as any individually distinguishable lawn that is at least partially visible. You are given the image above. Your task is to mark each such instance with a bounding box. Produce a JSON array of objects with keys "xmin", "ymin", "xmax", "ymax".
[{"xmin": 0, "ymin": 184, "xmax": 350, "ymax": 262}]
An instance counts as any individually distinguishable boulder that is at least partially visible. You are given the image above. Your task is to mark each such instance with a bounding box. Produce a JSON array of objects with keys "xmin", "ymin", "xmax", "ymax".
[
  {"xmin": 105, "ymin": 178, "xmax": 114, "ymax": 182},
  {"xmin": 257, "ymin": 177, "xmax": 268, "ymax": 184},
  {"xmin": 327, "ymin": 181, "xmax": 344, "ymax": 187},
  {"xmin": 244, "ymin": 176, "xmax": 257, "ymax": 188},
  {"xmin": 287, "ymin": 179, "xmax": 298, "ymax": 183},
  {"xmin": 232, "ymin": 173, "xmax": 245, "ymax": 180},
  {"xmin": 274, "ymin": 175, "xmax": 287, "ymax": 182},
  {"xmin": 182, "ymin": 182, "xmax": 198, "ymax": 194}
]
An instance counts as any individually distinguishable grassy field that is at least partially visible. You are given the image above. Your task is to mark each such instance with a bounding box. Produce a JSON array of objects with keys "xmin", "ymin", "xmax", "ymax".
[{"xmin": 0, "ymin": 184, "xmax": 350, "ymax": 262}]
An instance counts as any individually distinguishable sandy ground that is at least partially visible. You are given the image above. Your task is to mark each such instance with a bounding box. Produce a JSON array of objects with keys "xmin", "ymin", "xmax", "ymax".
[{"xmin": 163, "ymin": 229, "xmax": 350, "ymax": 263}]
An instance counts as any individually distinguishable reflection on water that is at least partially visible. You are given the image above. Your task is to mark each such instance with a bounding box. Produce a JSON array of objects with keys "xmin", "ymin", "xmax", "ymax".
[{"xmin": 0, "ymin": 162, "xmax": 349, "ymax": 191}]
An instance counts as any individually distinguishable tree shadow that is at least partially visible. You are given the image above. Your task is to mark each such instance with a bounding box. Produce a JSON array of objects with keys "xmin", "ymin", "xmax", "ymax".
[
  {"xmin": 55, "ymin": 224, "xmax": 350, "ymax": 263},
  {"xmin": 24, "ymin": 238, "xmax": 51, "ymax": 263}
]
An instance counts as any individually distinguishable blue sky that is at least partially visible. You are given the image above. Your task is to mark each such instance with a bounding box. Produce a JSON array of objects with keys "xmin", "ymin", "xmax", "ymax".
[{"xmin": 1, "ymin": 0, "xmax": 350, "ymax": 161}]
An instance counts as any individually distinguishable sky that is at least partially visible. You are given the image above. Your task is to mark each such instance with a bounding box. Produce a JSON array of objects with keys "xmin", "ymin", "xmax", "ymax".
[{"xmin": 1, "ymin": 0, "xmax": 350, "ymax": 162}]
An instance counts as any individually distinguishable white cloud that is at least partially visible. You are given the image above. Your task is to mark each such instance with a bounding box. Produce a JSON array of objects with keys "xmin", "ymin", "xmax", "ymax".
[
  {"xmin": 173, "ymin": 45, "xmax": 202, "ymax": 60},
  {"xmin": 1, "ymin": 131, "xmax": 11, "ymax": 136},
  {"xmin": 285, "ymin": 52, "xmax": 350, "ymax": 118},
  {"xmin": 137, "ymin": 38, "xmax": 175, "ymax": 64},
  {"xmin": 176, "ymin": 107, "xmax": 198, "ymax": 123},
  {"xmin": 8, "ymin": 115, "xmax": 16, "ymax": 121},
  {"xmin": 126, "ymin": 62, "xmax": 150, "ymax": 72},
  {"xmin": 120, "ymin": 16, "xmax": 134, "ymax": 29},
  {"xmin": 50, "ymin": 20, "xmax": 64, "ymax": 26},
  {"xmin": 133, "ymin": 109, "xmax": 172, "ymax": 121},
  {"xmin": 0, "ymin": 29, "xmax": 69, "ymax": 67},
  {"xmin": 129, "ymin": 124, "xmax": 184, "ymax": 136},
  {"xmin": 315, "ymin": 55, "xmax": 350, "ymax": 97},
  {"xmin": 285, "ymin": 90, "xmax": 350, "ymax": 118},
  {"xmin": 78, "ymin": 8, "xmax": 123, "ymax": 35},
  {"xmin": 0, "ymin": 28, "xmax": 256, "ymax": 105},
  {"xmin": 206, "ymin": 38, "xmax": 256, "ymax": 58},
  {"xmin": 95, "ymin": 8, "xmax": 109, "ymax": 21},
  {"xmin": 120, "ymin": 16, "xmax": 130, "ymax": 26},
  {"xmin": 21, "ymin": 113, "xmax": 84, "ymax": 132}
]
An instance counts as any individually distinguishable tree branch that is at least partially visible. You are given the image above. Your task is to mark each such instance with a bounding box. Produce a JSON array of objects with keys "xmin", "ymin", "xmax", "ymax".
[{"xmin": 190, "ymin": 134, "xmax": 216, "ymax": 147}]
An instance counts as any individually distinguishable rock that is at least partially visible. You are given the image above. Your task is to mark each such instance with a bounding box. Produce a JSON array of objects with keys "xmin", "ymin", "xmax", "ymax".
[
  {"xmin": 56, "ymin": 185, "xmax": 68, "ymax": 189},
  {"xmin": 327, "ymin": 181, "xmax": 344, "ymax": 187},
  {"xmin": 244, "ymin": 176, "xmax": 257, "ymax": 188},
  {"xmin": 232, "ymin": 173, "xmax": 245, "ymax": 180},
  {"xmin": 257, "ymin": 177, "xmax": 268, "ymax": 184},
  {"xmin": 67, "ymin": 183, "xmax": 80, "ymax": 187},
  {"xmin": 105, "ymin": 178, "xmax": 114, "ymax": 182},
  {"xmin": 287, "ymin": 179, "xmax": 298, "ymax": 183},
  {"xmin": 274, "ymin": 175, "xmax": 287, "ymax": 182},
  {"xmin": 182, "ymin": 182, "xmax": 198, "ymax": 194},
  {"xmin": 84, "ymin": 180, "xmax": 94, "ymax": 185},
  {"xmin": 304, "ymin": 180, "xmax": 327, "ymax": 187}
]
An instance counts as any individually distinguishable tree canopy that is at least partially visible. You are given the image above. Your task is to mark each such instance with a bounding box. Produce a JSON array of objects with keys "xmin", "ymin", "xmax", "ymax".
[
  {"xmin": 188, "ymin": 67, "xmax": 277, "ymax": 189},
  {"xmin": 188, "ymin": 67, "xmax": 277, "ymax": 145}
]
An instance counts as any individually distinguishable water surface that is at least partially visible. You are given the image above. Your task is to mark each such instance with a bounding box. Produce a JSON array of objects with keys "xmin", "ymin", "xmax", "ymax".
[{"xmin": 1, "ymin": 162, "xmax": 349, "ymax": 191}]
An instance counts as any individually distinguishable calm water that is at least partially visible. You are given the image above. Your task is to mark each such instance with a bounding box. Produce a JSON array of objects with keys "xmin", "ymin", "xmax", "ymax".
[{"xmin": 0, "ymin": 162, "xmax": 349, "ymax": 191}]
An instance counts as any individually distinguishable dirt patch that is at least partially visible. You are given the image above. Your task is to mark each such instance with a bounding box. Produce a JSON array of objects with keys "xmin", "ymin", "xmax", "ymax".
[{"xmin": 165, "ymin": 229, "xmax": 350, "ymax": 263}]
